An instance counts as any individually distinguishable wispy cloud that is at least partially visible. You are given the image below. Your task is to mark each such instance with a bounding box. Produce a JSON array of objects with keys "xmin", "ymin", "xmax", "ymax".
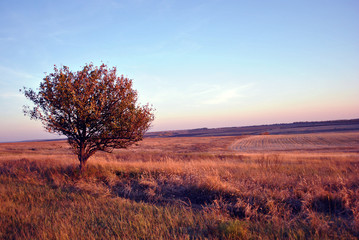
[
  {"xmin": 0, "ymin": 92, "xmax": 23, "ymax": 99},
  {"xmin": 202, "ymin": 88, "xmax": 240, "ymax": 105},
  {"xmin": 137, "ymin": 75, "xmax": 255, "ymax": 112},
  {"xmin": 191, "ymin": 83, "xmax": 254, "ymax": 105},
  {"xmin": 0, "ymin": 65, "xmax": 36, "ymax": 80}
]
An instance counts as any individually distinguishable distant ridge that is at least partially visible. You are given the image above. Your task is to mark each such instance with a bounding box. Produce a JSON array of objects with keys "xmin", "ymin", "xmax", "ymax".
[{"xmin": 145, "ymin": 118, "xmax": 359, "ymax": 138}]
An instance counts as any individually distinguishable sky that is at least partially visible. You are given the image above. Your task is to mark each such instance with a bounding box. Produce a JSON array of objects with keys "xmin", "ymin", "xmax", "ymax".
[{"xmin": 0, "ymin": 0, "xmax": 358, "ymax": 142}]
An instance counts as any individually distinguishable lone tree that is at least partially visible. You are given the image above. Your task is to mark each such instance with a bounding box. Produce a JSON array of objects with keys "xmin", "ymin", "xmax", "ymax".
[{"xmin": 22, "ymin": 63, "xmax": 154, "ymax": 170}]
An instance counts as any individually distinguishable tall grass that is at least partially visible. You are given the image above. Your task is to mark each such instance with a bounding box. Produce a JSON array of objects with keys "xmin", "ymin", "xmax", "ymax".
[{"xmin": 0, "ymin": 136, "xmax": 358, "ymax": 239}]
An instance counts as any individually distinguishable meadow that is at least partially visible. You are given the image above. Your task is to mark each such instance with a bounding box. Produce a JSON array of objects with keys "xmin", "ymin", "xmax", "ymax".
[{"xmin": 0, "ymin": 133, "xmax": 358, "ymax": 239}]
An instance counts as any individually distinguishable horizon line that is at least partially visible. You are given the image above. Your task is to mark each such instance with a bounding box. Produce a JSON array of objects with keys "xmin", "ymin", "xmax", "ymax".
[{"xmin": 1, "ymin": 117, "xmax": 358, "ymax": 144}]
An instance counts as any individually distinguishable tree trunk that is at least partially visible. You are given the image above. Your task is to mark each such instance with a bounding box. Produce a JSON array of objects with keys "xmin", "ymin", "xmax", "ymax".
[
  {"xmin": 79, "ymin": 157, "xmax": 87, "ymax": 172},
  {"xmin": 78, "ymin": 142, "xmax": 88, "ymax": 172}
]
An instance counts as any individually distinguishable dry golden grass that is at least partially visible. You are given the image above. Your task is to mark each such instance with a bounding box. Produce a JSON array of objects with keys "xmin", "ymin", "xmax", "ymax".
[{"xmin": 1, "ymin": 134, "xmax": 359, "ymax": 239}]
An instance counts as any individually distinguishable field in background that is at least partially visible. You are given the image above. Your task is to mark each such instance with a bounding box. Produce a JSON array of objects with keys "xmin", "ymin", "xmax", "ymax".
[
  {"xmin": 146, "ymin": 118, "xmax": 359, "ymax": 137},
  {"xmin": 231, "ymin": 132, "xmax": 359, "ymax": 153},
  {"xmin": 1, "ymin": 133, "xmax": 359, "ymax": 239}
]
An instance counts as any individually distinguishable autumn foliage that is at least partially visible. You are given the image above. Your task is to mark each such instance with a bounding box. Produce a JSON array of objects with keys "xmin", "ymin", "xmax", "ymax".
[{"xmin": 22, "ymin": 63, "xmax": 154, "ymax": 170}]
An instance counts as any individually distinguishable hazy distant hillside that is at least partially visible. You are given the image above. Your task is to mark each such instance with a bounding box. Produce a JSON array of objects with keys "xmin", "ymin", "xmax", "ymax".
[{"xmin": 146, "ymin": 119, "xmax": 359, "ymax": 138}]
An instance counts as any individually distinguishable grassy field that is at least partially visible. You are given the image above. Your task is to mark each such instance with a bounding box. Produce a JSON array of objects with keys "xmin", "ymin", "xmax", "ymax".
[
  {"xmin": 0, "ymin": 133, "xmax": 359, "ymax": 239},
  {"xmin": 230, "ymin": 132, "xmax": 359, "ymax": 152}
]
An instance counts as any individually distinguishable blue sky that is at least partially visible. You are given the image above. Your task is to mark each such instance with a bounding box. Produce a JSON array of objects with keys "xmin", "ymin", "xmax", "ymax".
[{"xmin": 0, "ymin": 0, "xmax": 358, "ymax": 142}]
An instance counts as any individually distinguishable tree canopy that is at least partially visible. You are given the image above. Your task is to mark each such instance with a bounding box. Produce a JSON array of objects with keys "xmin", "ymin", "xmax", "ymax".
[{"xmin": 22, "ymin": 63, "xmax": 154, "ymax": 170}]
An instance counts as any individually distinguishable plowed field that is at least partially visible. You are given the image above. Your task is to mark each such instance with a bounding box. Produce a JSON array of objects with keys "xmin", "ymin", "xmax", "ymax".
[{"xmin": 230, "ymin": 132, "xmax": 359, "ymax": 152}]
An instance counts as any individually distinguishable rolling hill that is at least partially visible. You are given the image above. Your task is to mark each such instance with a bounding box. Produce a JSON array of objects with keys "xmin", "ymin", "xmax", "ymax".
[{"xmin": 145, "ymin": 118, "xmax": 359, "ymax": 138}]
